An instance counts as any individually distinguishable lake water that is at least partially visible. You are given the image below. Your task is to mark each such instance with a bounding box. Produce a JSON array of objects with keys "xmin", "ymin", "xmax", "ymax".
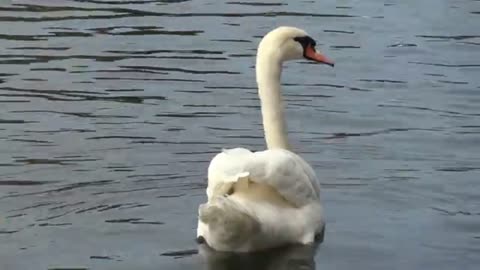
[{"xmin": 0, "ymin": 0, "xmax": 479, "ymax": 269}]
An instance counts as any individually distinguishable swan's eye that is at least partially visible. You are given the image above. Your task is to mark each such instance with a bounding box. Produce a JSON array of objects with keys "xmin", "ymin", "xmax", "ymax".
[
  {"xmin": 293, "ymin": 36, "xmax": 334, "ymax": 66},
  {"xmin": 294, "ymin": 36, "xmax": 316, "ymax": 49}
]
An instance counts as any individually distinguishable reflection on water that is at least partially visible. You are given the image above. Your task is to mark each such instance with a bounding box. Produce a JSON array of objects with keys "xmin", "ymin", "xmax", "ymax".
[
  {"xmin": 199, "ymin": 243, "xmax": 318, "ymax": 270},
  {"xmin": 0, "ymin": 0, "xmax": 479, "ymax": 269}
]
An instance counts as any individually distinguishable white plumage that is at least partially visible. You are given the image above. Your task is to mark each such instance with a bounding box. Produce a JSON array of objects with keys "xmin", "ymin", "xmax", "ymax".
[
  {"xmin": 207, "ymin": 148, "xmax": 320, "ymax": 207},
  {"xmin": 196, "ymin": 26, "xmax": 334, "ymax": 252}
]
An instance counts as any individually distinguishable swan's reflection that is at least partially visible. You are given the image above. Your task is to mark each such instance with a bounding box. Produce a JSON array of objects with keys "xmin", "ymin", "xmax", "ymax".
[{"xmin": 199, "ymin": 241, "xmax": 320, "ymax": 270}]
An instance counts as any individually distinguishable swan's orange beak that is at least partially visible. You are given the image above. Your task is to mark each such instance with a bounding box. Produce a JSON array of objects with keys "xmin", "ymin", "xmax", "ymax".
[{"xmin": 305, "ymin": 45, "xmax": 334, "ymax": 67}]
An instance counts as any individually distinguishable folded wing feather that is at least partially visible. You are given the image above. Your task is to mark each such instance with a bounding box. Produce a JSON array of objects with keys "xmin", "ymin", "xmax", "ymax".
[{"xmin": 207, "ymin": 147, "xmax": 320, "ymax": 207}]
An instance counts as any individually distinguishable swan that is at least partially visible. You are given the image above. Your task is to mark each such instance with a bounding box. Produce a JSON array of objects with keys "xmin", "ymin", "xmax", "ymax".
[{"xmin": 196, "ymin": 26, "xmax": 334, "ymax": 252}]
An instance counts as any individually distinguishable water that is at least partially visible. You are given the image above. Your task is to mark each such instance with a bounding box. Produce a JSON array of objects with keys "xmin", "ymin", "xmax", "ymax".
[{"xmin": 0, "ymin": 0, "xmax": 479, "ymax": 269}]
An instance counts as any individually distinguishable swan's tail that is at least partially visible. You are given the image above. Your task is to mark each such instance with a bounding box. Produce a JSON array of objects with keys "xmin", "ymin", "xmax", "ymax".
[{"xmin": 198, "ymin": 195, "xmax": 260, "ymax": 251}]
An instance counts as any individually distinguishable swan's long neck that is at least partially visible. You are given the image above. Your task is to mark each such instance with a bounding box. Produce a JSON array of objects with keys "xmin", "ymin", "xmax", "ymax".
[{"xmin": 256, "ymin": 48, "xmax": 289, "ymax": 150}]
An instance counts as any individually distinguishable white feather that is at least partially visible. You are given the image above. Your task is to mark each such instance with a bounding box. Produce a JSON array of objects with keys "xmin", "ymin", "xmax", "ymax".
[{"xmin": 207, "ymin": 148, "xmax": 320, "ymax": 207}]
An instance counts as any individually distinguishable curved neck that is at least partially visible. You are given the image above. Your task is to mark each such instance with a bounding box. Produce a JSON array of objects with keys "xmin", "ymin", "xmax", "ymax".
[{"xmin": 256, "ymin": 51, "xmax": 289, "ymax": 150}]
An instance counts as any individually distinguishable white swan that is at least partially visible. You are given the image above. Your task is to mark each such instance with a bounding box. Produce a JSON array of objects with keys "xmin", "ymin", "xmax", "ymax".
[{"xmin": 197, "ymin": 26, "xmax": 334, "ymax": 252}]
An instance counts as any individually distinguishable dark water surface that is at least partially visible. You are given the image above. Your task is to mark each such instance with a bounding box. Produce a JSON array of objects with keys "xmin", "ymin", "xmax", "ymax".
[{"xmin": 1, "ymin": 0, "xmax": 479, "ymax": 269}]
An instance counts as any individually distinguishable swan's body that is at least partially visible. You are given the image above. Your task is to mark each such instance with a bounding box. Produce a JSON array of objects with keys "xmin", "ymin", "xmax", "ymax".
[{"xmin": 197, "ymin": 26, "xmax": 334, "ymax": 252}]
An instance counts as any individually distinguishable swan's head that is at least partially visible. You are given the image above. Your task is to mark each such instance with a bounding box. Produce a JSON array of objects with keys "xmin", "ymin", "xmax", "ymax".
[{"xmin": 257, "ymin": 26, "xmax": 334, "ymax": 67}]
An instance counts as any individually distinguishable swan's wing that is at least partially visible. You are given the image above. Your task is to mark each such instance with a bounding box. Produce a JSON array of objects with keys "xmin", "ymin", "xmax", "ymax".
[
  {"xmin": 207, "ymin": 148, "xmax": 320, "ymax": 207},
  {"xmin": 206, "ymin": 148, "xmax": 253, "ymax": 199},
  {"xmin": 246, "ymin": 149, "xmax": 320, "ymax": 207}
]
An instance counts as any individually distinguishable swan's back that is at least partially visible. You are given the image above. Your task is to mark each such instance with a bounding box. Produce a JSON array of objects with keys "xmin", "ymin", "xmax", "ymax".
[
  {"xmin": 198, "ymin": 148, "xmax": 323, "ymax": 251},
  {"xmin": 207, "ymin": 148, "xmax": 320, "ymax": 207}
]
